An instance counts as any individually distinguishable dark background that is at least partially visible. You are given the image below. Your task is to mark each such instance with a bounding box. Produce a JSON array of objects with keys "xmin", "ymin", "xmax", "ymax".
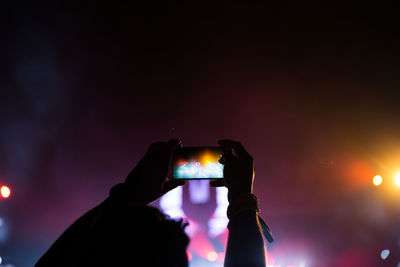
[{"xmin": 1, "ymin": 2, "xmax": 400, "ymax": 266}]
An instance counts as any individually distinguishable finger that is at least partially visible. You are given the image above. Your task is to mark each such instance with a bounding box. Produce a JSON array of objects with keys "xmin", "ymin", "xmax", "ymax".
[
  {"xmin": 163, "ymin": 179, "xmax": 186, "ymax": 194},
  {"xmin": 167, "ymin": 139, "xmax": 182, "ymax": 172},
  {"xmin": 167, "ymin": 139, "xmax": 182, "ymax": 150},
  {"xmin": 230, "ymin": 141, "xmax": 251, "ymax": 157},
  {"xmin": 145, "ymin": 139, "xmax": 181, "ymax": 161},
  {"xmin": 210, "ymin": 179, "xmax": 225, "ymax": 187},
  {"xmin": 219, "ymin": 139, "xmax": 250, "ymax": 158},
  {"xmin": 217, "ymin": 140, "xmax": 235, "ymax": 160},
  {"xmin": 218, "ymin": 155, "xmax": 225, "ymax": 164},
  {"xmin": 218, "ymin": 139, "xmax": 232, "ymax": 151},
  {"xmin": 145, "ymin": 141, "xmax": 167, "ymax": 156},
  {"xmin": 144, "ymin": 141, "xmax": 176, "ymax": 179}
]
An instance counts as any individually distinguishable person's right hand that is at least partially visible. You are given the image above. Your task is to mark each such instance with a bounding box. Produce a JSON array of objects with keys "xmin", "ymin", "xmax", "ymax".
[
  {"xmin": 210, "ymin": 139, "xmax": 255, "ymax": 201},
  {"xmin": 124, "ymin": 139, "xmax": 185, "ymax": 205}
]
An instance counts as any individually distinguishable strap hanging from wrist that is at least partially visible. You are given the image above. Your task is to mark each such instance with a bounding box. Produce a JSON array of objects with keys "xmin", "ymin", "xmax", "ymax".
[{"xmin": 227, "ymin": 193, "xmax": 274, "ymax": 243}]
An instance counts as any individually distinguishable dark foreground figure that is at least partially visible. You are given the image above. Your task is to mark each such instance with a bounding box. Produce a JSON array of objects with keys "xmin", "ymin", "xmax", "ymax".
[{"xmin": 36, "ymin": 139, "xmax": 271, "ymax": 267}]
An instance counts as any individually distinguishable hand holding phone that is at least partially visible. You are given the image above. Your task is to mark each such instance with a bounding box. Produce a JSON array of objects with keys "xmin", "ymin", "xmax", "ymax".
[
  {"xmin": 124, "ymin": 139, "xmax": 185, "ymax": 205},
  {"xmin": 213, "ymin": 139, "xmax": 255, "ymax": 200}
]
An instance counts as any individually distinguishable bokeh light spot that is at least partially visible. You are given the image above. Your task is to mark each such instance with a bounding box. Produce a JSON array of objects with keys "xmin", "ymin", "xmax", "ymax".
[
  {"xmin": 381, "ymin": 249, "xmax": 390, "ymax": 260},
  {"xmin": 207, "ymin": 251, "xmax": 218, "ymax": 262},
  {"xmin": 373, "ymin": 175, "xmax": 383, "ymax": 186},
  {"xmin": 0, "ymin": 186, "xmax": 11, "ymax": 198}
]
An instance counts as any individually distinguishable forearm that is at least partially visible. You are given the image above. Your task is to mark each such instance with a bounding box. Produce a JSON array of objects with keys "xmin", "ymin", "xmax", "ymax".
[
  {"xmin": 36, "ymin": 182, "xmax": 138, "ymax": 265},
  {"xmin": 35, "ymin": 204, "xmax": 102, "ymax": 266},
  {"xmin": 224, "ymin": 210, "xmax": 266, "ymax": 267},
  {"xmin": 36, "ymin": 183, "xmax": 147, "ymax": 267}
]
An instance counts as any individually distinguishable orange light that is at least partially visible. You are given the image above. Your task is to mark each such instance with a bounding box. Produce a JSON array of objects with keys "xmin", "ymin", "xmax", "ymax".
[
  {"xmin": 201, "ymin": 151, "xmax": 220, "ymax": 166},
  {"xmin": 207, "ymin": 251, "xmax": 218, "ymax": 262},
  {"xmin": 373, "ymin": 175, "xmax": 383, "ymax": 186},
  {"xmin": 395, "ymin": 173, "xmax": 400, "ymax": 187},
  {"xmin": 0, "ymin": 186, "xmax": 11, "ymax": 198}
]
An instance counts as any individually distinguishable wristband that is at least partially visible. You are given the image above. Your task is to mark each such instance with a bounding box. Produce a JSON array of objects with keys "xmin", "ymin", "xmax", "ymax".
[
  {"xmin": 227, "ymin": 193, "xmax": 259, "ymax": 220},
  {"xmin": 227, "ymin": 193, "xmax": 274, "ymax": 243}
]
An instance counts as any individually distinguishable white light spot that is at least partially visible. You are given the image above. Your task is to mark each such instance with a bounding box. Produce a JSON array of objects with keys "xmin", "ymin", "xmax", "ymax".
[{"xmin": 381, "ymin": 249, "xmax": 390, "ymax": 260}]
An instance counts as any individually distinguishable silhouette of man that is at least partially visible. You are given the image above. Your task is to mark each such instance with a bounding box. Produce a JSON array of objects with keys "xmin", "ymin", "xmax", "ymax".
[{"xmin": 36, "ymin": 139, "xmax": 270, "ymax": 266}]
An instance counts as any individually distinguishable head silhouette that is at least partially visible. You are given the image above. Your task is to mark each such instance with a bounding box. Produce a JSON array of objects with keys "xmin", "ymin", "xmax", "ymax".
[{"xmin": 85, "ymin": 205, "xmax": 189, "ymax": 266}]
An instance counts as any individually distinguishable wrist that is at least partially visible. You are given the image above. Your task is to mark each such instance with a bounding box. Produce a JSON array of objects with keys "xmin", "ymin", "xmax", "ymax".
[
  {"xmin": 227, "ymin": 193, "xmax": 259, "ymax": 220},
  {"xmin": 228, "ymin": 189, "xmax": 252, "ymax": 203}
]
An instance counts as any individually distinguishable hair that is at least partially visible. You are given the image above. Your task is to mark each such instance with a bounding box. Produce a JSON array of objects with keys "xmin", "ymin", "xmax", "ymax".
[{"xmin": 85, "ymin": 204, "xmax": 189, "ymax": 266}]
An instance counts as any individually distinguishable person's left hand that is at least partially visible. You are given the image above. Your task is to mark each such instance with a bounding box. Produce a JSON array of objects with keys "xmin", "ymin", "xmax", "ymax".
[{"xmin": 124, "ymin": 139, "xmax": 185, "ymax": 205}]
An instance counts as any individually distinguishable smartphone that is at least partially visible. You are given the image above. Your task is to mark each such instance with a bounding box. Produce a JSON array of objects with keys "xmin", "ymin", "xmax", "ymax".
[{"xmin": 171, "ymin": 147, "xmax": 224, "ymax": 179}]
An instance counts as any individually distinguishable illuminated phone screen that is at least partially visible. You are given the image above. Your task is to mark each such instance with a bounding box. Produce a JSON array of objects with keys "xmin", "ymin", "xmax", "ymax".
[{"xmin": 172, "ymin": 147, "xmax": 224, "ymax": 179}]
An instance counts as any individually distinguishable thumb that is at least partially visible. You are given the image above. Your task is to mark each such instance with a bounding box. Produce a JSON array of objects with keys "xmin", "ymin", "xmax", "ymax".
[
  {"xmin": 210, "ymin": 179, "xmax": 225, "ymax": 187},
  {"xmin": 162, "ymin": 179, "xmax": 186, "ymax": 195}
]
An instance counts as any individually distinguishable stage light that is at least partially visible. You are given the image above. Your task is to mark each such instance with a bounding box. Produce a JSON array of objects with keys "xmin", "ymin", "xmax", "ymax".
[
  {"xmin": 381, "ymin": 249, "xmax": 390, "ymax": 260},
  {"xmin": 186, "ymin": 251, "xmax": 192, "ymax": 261},
  {"xmin": 395, "ymin": 173, "xmax": 400, "ymax": 187},
  {"xmin": 373, "ymin": 175, "xmax": 382, "ymax": 186},
  {"xmin": 0, "ymin": 186, "xmax": 11, "ymax": 198},
  {"xmin": 207, "ymin": 251, "xmax": 218, "ymax": 262}
]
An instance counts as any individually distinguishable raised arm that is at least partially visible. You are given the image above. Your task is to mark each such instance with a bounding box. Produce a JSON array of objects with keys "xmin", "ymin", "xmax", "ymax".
[
  {"xmin": 211, "ymin": 140, "xmax": 267, "ymax": 267},
  {"xmin": 36, "ymin": 140, "xmax": 185, "ymax": 266}
]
